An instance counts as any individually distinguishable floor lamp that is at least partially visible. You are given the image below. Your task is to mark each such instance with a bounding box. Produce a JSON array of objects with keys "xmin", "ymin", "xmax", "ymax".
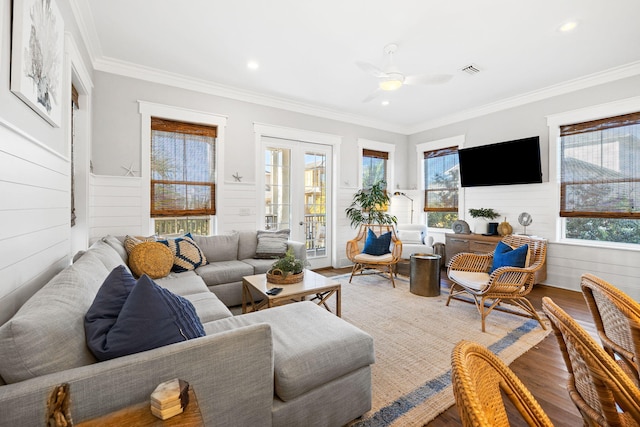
[{"xmin": 393, "ymin": 192, "xmax": 414, "ymax": 224}]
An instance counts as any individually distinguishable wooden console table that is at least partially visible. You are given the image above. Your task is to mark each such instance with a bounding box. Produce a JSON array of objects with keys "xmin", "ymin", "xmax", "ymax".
[{"xmin": 445, "ymin": 233, "xmax": 546, "ymax": 283}]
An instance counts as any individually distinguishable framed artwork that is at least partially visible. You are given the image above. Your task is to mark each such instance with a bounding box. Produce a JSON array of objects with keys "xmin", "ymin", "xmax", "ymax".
[{"xmin": 11, "ymin": 0, "xmax": 65, "ymax": 127}]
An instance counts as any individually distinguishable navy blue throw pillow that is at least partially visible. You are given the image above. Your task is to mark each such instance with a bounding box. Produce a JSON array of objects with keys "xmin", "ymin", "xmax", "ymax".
[
  {"xmin": 85, "ymin": 273, "xmax": 205, "ymax": 361},
  {"xmin": 363, "ymin": 229, "xmax": 392, "ymax": 256},
  {"xmin": 490, "ymin": 241, "xmax": 529, "ymax": 274},
  {"xmin": 84, "ymin": 265, "xmax": 137, "ymax": 349}
]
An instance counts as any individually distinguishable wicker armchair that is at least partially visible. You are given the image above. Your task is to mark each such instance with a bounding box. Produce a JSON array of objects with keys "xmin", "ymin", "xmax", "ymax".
[
  {"xmin": 346, "ymin": 224, "xmax": 402, "ymax": 287},
  {"xmin": 581, "ymin": 273, "xmax": 640, "ymax": 385},
  {"xmin": 446, "ymin": 235, "xmax": 547, "ymax": 332},
  {"xmin": 542, "ymin": 297, "xmax": 640, "ymax": 426},
  {"xmin": 451, "ymin": 340, "xmax": 554, "ymax": 427}
]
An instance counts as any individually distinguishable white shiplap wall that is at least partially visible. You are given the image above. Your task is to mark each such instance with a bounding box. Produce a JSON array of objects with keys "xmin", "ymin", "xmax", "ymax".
[
  {"xmin": 217, "ymin": 182, "xmax": 259, "ymax": 233},
  {"xmin": 0, "ymin": 121, "xmax": 70, "ymax": 322},
  {"xmin": 447, "ymin": 182, "xmax": 640, "ymax": 299},
  {"xmin": 336, "ymin": 186, "xmax": 360, "ymax": 268},
  {"xmin": 88, "ymin": 178, "xmax": 262, "ymax": 239},
  {"xmin": 88, "ymin": 174, "xmax": 145, "ymax": 242},
  {"xmin": 463, "ymin": 182, "xmax": 554, "ymax": 238}
]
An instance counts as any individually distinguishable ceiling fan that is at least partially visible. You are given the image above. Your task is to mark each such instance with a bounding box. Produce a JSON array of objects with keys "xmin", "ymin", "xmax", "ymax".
[{"xmin": 356, "ymin": 44, "xmax": 453, "ymax": 103}]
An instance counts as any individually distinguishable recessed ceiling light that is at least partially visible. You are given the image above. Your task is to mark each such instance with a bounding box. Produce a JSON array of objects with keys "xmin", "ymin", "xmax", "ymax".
[
  {"xmin": 559, "ymin": 21, "xmax": 578, "ymax": 32},
  {"xmin": 381, "ymin": 100, "xmax": 390, "ymax": 106},
  {"xmin": 247, "ymin": 60, "xmax": 259, "ymax": 70}
]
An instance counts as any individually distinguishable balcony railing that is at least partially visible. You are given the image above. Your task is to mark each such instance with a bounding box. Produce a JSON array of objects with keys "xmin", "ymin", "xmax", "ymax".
[{"xmin": 264, "ymin": 214, "xmax": 326, "ymax": 257}]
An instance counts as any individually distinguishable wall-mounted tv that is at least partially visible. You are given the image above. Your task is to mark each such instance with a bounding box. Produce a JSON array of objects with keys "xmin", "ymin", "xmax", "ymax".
[{"xmin": 458, "ymin": 136, "xmax": 542, "ymax": 187}]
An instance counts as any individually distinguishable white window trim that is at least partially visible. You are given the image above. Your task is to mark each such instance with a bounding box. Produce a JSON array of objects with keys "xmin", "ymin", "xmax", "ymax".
[
  {"xmin": 417, "ymin": 135, "xmax": 465, "ymax": 230},
  {"xmin": 357, "ymin": 139, "xmax": 396, "ymax": 190},
  {"xmin": 547, "ymin": 95, "xmax": 640, "ymax": 247},
  {"xmin": 138, "ymin": 101, "xmax": 227, "ymax": 235}
]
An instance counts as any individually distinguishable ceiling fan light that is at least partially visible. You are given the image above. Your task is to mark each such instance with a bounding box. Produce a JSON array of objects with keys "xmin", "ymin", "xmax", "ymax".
[{"xmin": 379, "ymin": 79, "xmax": 403, "ymax": 91}]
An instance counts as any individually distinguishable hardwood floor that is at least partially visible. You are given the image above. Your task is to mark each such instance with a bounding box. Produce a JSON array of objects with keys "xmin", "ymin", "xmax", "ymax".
[{"xmin": 316, "ymin": 267, "xmax": 589, "ymax": 426}]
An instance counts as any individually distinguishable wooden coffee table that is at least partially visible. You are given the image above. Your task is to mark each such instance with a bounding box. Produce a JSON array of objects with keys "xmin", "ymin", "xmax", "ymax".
[{"xmin": 242, "ymin": 269, "xmax": 341, "ymax": 317}]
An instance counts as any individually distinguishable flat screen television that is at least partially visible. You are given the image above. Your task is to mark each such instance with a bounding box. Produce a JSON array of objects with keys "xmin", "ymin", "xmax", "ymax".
[{"xmin": 458, "ymin": 136, "xmax": 542, "ymax": 187}]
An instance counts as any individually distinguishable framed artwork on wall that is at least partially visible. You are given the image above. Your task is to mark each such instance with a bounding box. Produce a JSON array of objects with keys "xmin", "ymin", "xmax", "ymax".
[{"xmin": 10, "ymin": 0, "xmax": 65, "ymax": 127}]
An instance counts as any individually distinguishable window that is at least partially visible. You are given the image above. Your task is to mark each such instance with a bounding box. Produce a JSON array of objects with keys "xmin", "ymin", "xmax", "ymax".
[
  {"xmin": 560, "ymin": 112, "xmax": 640, "ymax": 244},
  {"xmin": 423, "ymin": 146, "xmax": 459, "ymax": 228},
  {"xmin": 151, "ymin": 118, "xmax": 216, "ymax": 235},
  {"xmin": 362, "ymin": 149, "xmax": 388, "ymax": 188}
]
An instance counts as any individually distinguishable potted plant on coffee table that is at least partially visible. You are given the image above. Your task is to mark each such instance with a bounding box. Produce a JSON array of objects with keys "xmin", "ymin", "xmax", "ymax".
[
  {"xmin": 468, "ymin": 208, "xmax": 500, "ymax": 235},
  {"xmin": 267, "ymin": 248, "xmax": 307, "ymax": 284}
]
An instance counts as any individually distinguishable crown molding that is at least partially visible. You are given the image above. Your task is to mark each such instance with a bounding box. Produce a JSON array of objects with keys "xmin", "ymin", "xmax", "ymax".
[
  {"xmin": 406, "ymin": 60, "xmax": 640, "ymax": 135},
  {"xmin": 67, "ymin": 0, "xmax": 102, "ymax": 63},
  {"xmin": 68, "ymin": 0, "xmax": 640, "ymax": 138},
  {"xmin": 93, "ymin": 56, "xmax": 640, "ymax": 137},
  {"xmin": 93, "ymin": 57, "xmax": 407, "ymax": 134}
]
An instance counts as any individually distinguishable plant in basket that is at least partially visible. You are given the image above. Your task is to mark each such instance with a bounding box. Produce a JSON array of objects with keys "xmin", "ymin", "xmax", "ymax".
[{"xmin": 267, "ymin": 249, "xmax": 307, "ymax": 284}]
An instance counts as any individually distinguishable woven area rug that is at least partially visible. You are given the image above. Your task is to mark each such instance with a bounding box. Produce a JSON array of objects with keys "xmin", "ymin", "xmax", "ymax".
[{"xmin": 332, "ymin": 272, "xmax": 551, "ymax": 427}]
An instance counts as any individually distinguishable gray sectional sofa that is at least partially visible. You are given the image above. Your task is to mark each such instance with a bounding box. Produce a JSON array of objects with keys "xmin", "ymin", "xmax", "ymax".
[
  {"xmin": 0, "ymin": 233, "xmax": 375, "ymax": 426},
  {"xmin": 190, "ymin": 230, "xmax": 307, "ymax": 307}
]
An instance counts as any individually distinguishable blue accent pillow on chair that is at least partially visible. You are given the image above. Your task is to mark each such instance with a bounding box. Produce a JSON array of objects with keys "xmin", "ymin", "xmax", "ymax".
[
  {"xmin": 490, "ymin": 241, "xmax": 529, "ymax": 274},
  {"xmin": 85, "ymin": 271, "xmax": 205, "ymax": 361},
  {"xmin": 363, "ymin": 229, "xmax": 392, "ymax": 256}
]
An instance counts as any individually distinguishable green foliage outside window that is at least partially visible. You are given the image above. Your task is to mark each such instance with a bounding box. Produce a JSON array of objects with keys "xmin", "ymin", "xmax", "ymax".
[
  {"xmin": 427, "ymin": 212, "xmax": 458, "ymax": 229},
  {"xmin": 566, "ymin": 218, "xmax": 640, "ymax": 244},
  {"xmin": 362, "ymin": 157, "xmax": 386, "ymax": 188},
  {"xmin": 424, "ymin": 147, "xmax": 459, "ymax": 229}
]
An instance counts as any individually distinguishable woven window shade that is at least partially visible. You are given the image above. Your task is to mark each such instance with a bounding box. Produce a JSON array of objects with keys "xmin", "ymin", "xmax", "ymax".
[
  {"xmin": 151, "ymin": 118, "xmax": 216, "ymax": 217},
  {"xmin": 560, "ymin": 112, "xmax": 640, "ymax": 219},
  {"xmin": 423, "ymin": 146, "xmax": 459, "ymax": 212},
  {"xmin": 362, "ymin": 149, "xmax": 389, "ymax": 160}
]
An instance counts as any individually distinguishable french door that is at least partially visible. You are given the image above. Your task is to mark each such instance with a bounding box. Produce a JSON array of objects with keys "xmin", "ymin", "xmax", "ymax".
[{"xmin": 260, "ymin": 137, "xmax": 332, "ymax": 269}]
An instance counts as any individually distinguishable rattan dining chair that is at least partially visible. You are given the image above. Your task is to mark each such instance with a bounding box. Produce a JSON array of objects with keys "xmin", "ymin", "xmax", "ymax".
[
  {"xmin": 451, "ymin": 340, "xmax": 554, "ymax": 427},
  {"xmin": 542, "ymin": 297, "xmax": 640, "ymax": 426},
  {"xmin": 346, "ymin": 224, "xmax": 402, "ymax": 287},
  {"xmin": 581, "ymin": 273, "xmax": 640, "ymax": 386},
  {"xmin": 446, "ymin": 235, "xmax": 547, "ymax": 332}
]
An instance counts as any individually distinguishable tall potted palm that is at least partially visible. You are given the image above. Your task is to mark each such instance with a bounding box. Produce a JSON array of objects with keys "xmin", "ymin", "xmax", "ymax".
[{"xmin": 345, "ymin": 181, "xmax": 397, "ymax": 227}]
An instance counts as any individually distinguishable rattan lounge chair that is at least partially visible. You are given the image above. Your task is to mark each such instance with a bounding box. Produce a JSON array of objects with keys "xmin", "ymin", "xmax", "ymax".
[
  {"xmin": 451, "ymin": 340, "xmax": 554, "ymax": 427},
  {"xmin": 581, "ymin": 273, "xmax": 640, "ymax": 386},
  {"xmin": 346, "ymin": 224, "xmax": 402, "ymax": 287},
  {"xmin": 446, "ymin": 235, "xmax": 547, "ymax": 332},
  {"xmin": 542, "ymin": 297, "xmax": 640, "ymax": 426}
]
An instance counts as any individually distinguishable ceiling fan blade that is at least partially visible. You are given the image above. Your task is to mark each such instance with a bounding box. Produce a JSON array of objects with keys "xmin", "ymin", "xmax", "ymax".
[
  {"xmin": 356, "ymin": 61, "xmax": 386, "ymax": 78},
  {"xmin": 362, "ymin": 89, "xmax": 382, "ymax": 103},
  {"xmin": 404, "ymin": 73, "xmax": 453, "ymax": 86}
]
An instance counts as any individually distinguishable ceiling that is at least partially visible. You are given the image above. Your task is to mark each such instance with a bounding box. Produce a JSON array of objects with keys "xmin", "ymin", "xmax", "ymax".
[{"xmin": 76, "ymin": 0, "xmax": 640, "ymax": 134}]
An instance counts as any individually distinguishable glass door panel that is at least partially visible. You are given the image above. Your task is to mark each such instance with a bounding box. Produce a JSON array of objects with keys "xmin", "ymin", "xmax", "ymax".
[
  {"xmin": 265, "ymin": 147, "xmax": 291, "ymax": 231},
  {"xmin": 304, "ymin": 151, "xmax": 326, "ymax": 258},
  {"xmin": 261, "ymin": 138, "xmax": 332, "ymax": 269}
]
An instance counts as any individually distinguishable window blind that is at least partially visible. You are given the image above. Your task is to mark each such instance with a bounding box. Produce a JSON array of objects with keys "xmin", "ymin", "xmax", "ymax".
[
  {"xmin": 150, "ymin": 118, "xmax": 217, "ymax": 217},
  {"xmin": 560, "ymin": 112, "xmax": 640, "ymax": 219},
  {"xmin": 362, "ymin": 149, "xmax": 389, "ymax": 160}
]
